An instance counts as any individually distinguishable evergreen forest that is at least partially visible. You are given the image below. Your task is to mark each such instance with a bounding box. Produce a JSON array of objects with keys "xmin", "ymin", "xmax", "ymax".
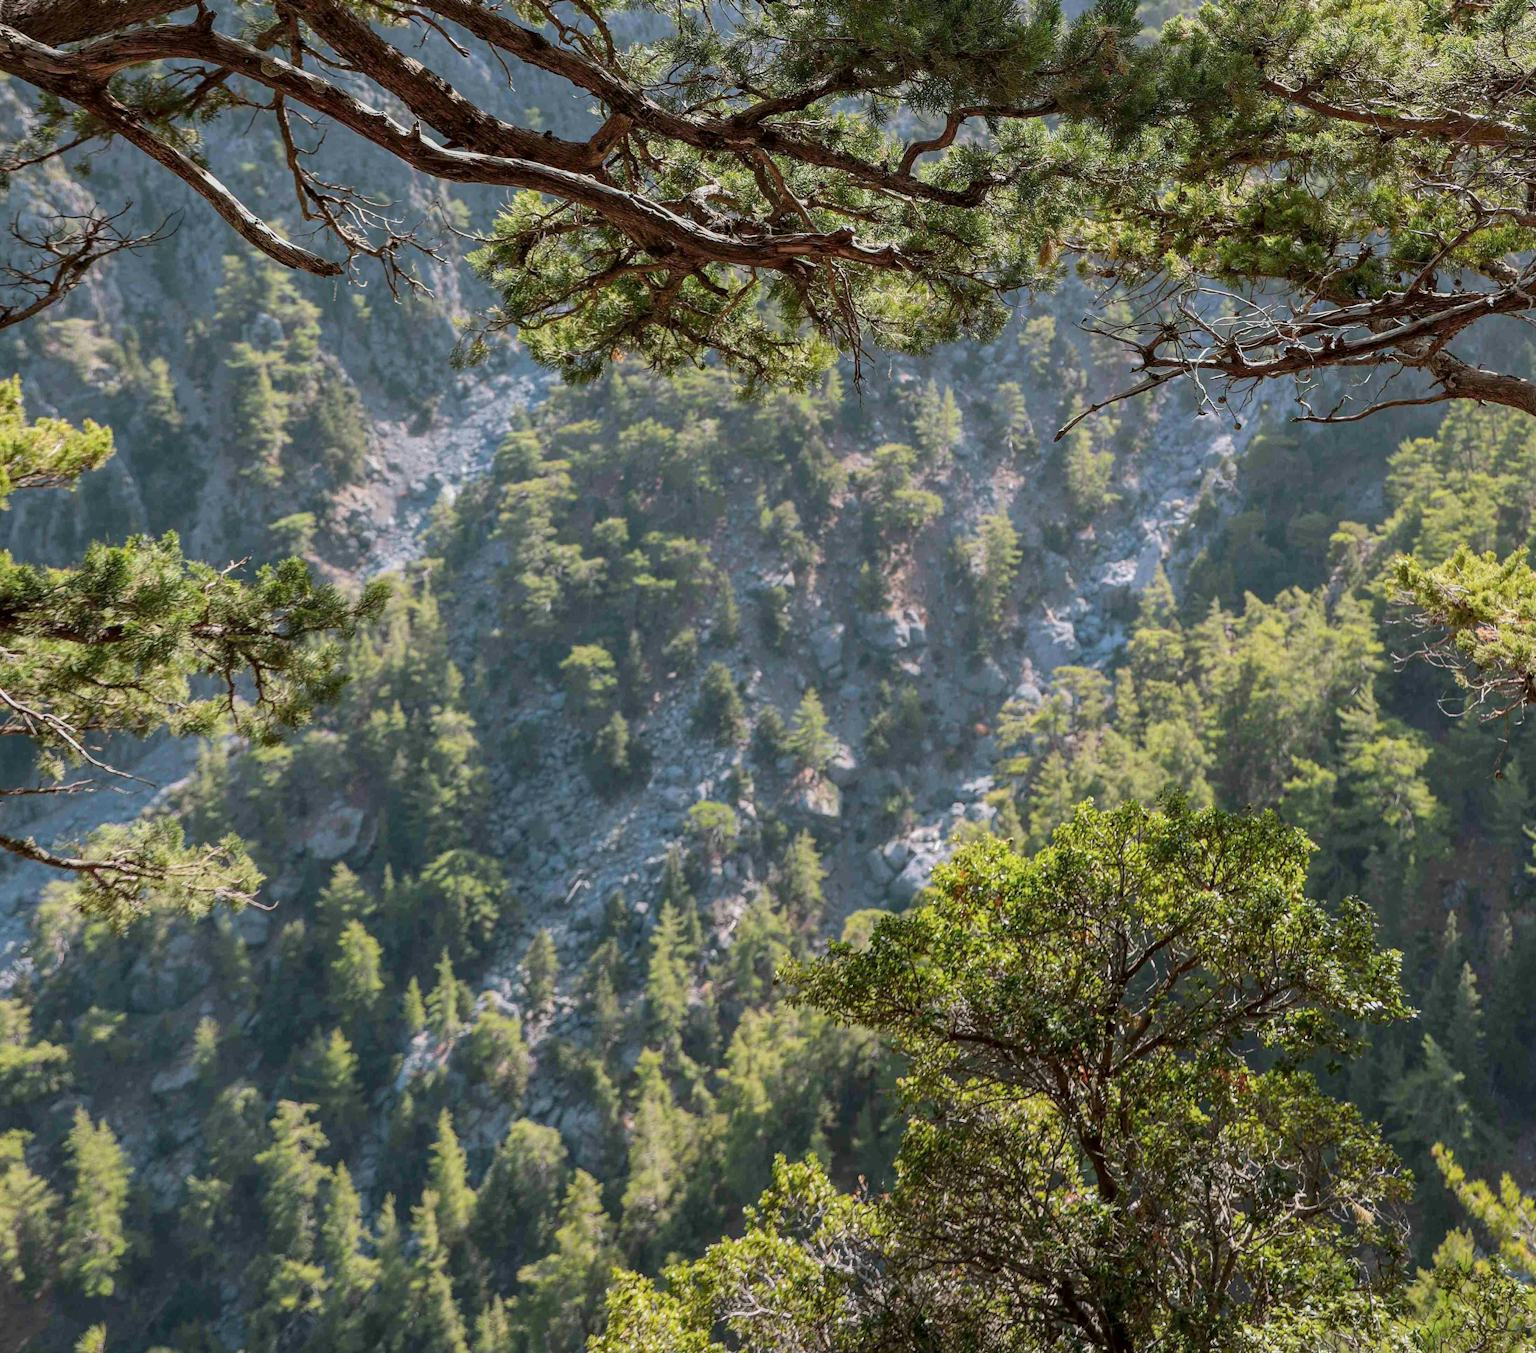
[{"xmin": 6, "ymin": 2, "xmax": 1536, "ymax": 1351}]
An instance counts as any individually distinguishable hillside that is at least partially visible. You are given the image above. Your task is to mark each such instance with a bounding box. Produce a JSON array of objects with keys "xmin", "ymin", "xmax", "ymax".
[{"xmin": 6, "ymin": 3, "xmax": 1536, "ymax": 1348}]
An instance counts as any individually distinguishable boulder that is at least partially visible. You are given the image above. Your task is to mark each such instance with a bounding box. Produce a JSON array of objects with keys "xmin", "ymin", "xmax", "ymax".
[
  {"xmin": 866, "ymin": 847, "xmax": 897, "ymax": 885},
  {"xmin": 150, "ymin": 1056, "xmax": 201, "ymax": 1099},
  {"xmin": 961, "ymin": 657, "xmax": 1009, "ymax": 698},
  {"xmin": 859, "ymin": 611, "xmax": 907, "ymax": 652},
  {"xmin": 826, "ymin": 741, "xmax": 859, "ymax": 788},
  {"xmin": 789, "ymin": 775, "xmax": 842, "ymax": 821},
  {"xmin": 890, "ymin": 854, "xmax": 934, "ymax": 904},
  {"xmin": 305, "ymin": 802, "xmax": 367, "ymax": 862},
  {"xmin": 810, "ymin": 622, "xmax": 846, "ymax": 674}
]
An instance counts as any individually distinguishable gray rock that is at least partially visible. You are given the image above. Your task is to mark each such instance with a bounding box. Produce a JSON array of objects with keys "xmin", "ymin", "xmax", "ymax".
[
  {"xmin": 810, "ymin": 622, "xmax": 846, "ymax": 674},
  {"xmin": 234, "ymin": 908, "xmax": 272, "ymax": 947},
  {"xmin": 826, "ymin": 741, "xmax": 859, "ymax": 788},
  {"xmin": 859, "ymin": 611, "xmax": 907, "ymax": 652},
  {"xmin": 126, "ymin": 933, "xmax": 212, "ymax": 1014},
  {"xmin": 961, "ymin": 657, "xmax": 1009, "ymax": 697},
  {"xmin": 304, "ymin": 802, "xmax": 366, "ymax": 862},
  {"xmin": 866, "ymin": 847, "xmax": 897, "ymax": 884},
  {"xmin": 890, "ymin": 855, "xmax": 934, "ymax": 904},
  {"xmin": 881, "ymin": 838, "xmax": 912, "ymax": 871},
  {"xmin": 246, "ymin": 312, "xmax": 285, "ymax": 348},
  {"xmin": 151, "ymin": 1056, "xmax": 200, "ymax": 1098},
  {"xmin": 789, "ymin": 776, "xmax": 842, "ymax": 821}
]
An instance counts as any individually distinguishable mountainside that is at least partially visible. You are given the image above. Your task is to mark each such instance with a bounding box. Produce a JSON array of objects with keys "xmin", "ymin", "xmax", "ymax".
[{"xmin": 9, "ymin": 19, "xmax": 1536, "ymax": 1350}]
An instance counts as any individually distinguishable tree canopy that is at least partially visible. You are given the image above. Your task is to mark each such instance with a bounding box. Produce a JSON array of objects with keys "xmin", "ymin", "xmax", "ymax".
[
  {"xmin": 0, "ymin": 377, "xmax": 386, "ymax": 924},
  {"xmin": 599, "ymin": 797, "xmax": 1422, "ymax": 1352},
  {"xmin": 4, "ymin": 1, "xmax": 1536, "ymax": 416}
]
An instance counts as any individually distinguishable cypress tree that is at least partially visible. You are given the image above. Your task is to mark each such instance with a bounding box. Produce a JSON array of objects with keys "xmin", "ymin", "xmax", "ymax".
[
  {"xmin": 512, "ymin": 1171, "xmax": 617, "ymax": 1353},
  {"xmin": 60, "ymin": 1109, "xmax": 130, "ymax": 1299},
  {"xmin": 522, "ymin": 931, "xmax": 558, "ymax": 1016},
  {"xmin": 426, "ymin": 1110, "xmax": 475, "ymax": 1246}
]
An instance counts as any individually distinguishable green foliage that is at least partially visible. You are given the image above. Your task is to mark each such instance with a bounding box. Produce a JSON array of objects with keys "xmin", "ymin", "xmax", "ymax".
[
  {"xmin": 465, "ymin": 1008, "xmax": 531, "ymax": 1104},
  {"xmin": 0, "ymin": 1130, "xmax": 56, "ymax": 1303},
  {"xmin": 0, "ymin": 999, "xmax": 69, "ymax": 1108},
  {"xmin": 961, "ymin": 511, "xmax": 1023, "ymax": 640},
  {"xmin": 694, "ymin": 662, "xmax": 746, "ymax": 744},
  {"xmin": 684, "ymin": 801, "xmax": 740, "ymax": 862},
  {"xmin": 773, "ymin": 831, "xmax": 826, "ymax": 928},
  {"xmin": 619, "ymin": 1049, "xmax": 700, "ymax": 1266},
  {"xmin": 1061, "ymin": 418, "xmax": 1116, "ymax": 520},
  {"xmin": 645, "ymin": 903, "xmax": 693, "ymax": 1051},
  {"xmin": 1393, "ymin": 547, "xmax": 1536, "ymax": 721},
  {"xmin": 864, "ymin": 680, "xmax": 927, "ymax": 767},
  {"xmin": 607, "ymin": 799, "xmax": 1413, "ymax": 1351},
  {"xmin": 523, "ymin": 930, "xmax": 559, "ymax": 1017},
  {"xmin": 787, "ymin": 689, "xmax": 836, "ymax": 775},
  {"xmin": 0, "ymin": 375, "xmax": 112, "ymax": 500},
  {"xmin": 0, "ymin": 380, "xmax": 385, "ymax": 924},
  {"xmin": 472, "ymin": 1119, "xmax": 569, "ymax": 1285},
  {"xmin": 295, "ymin": 1029, "xmax": 364, "ymax": 1143},
  {"xmin": 590, "ymin": 711, "xmax": 640, "ymax": 794},
  {"xmin": 560, "ymin": 644, "xmax": 619, "ymax": 723},
  {"xmin": 858, "ymin": 443, "xmax": 943, "ymax": 552},
  {"xmin": 429, "ymin": 949, "xmax": 468, "ymax": 1039},
  {"xmin": 59, "ymin": 1110, "xmax": 129, "ymax": 1299},
  {"xmin": 511, "ymin": 1170, "xmax": 619, "ymax": 1353}
]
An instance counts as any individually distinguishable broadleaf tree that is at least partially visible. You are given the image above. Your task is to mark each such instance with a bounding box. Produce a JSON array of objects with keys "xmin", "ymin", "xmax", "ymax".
[{"xmin": 596, "ymin": 797, "xmax": 1420, "ymax": 1352}]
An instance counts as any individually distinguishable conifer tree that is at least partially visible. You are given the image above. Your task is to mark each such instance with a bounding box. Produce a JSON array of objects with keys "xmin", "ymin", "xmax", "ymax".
[
  {"xmin": 963, "ymin": 512, "xmax": 1023, "ymax": 642},
  {"xmin": 619, "ymin": 1050, "xmax": 697, "ymax": 1266},
  {"xmin": 787, "ymin": 689, "xmax": 835, "ymax": 775},
  {"xmin": 318, "ymin": 1163, "xmax": 379, "ymax": 1353},
  {"xmin": 659, "ymin": 845, "xmax": 693, "ymax": 914},
  {"xmin": 912, "ymin": 380, "xmax": 963, "ymax": 463},
  {"xmin": 465, "ymin": 1008, "xmax": 531, "ymax": 1103},
  {"xmin": 0, "ymin": 1129, "xmax": 57, "ymax": 1302},
  {"xmin": 315, "ymin": 863, "xmax": 374, "ymax": 937},
  {"xmin": 256, "ymin": 1101, "xmax": 328, "ymax": 1264},
  {"xmin": 368, "ymin": 1195, "xmax": 410, "ymax": 1347},
  {"xmin": 645, "ymin": 904, "xmax": 692, "ymax": 1053},
  {"xmin": 404, "ymin": 1196, "xmax": 470, "ymax": 1353},
  {"xmin": 329, "ymin": 920, "xmax": 386, "ymax": 1031},
  {"xmin": 403, "ymin": 977, "xmax": 427, "ymax": 1035},
  {"xmin": 684, "ymin": 801, "xmax": 740, "ymax": 864},
  {"xmin": 473, "ymin": 1296, "xmax": 513, "ymax": 1353},
  {"xmin": 716, "ymin": 579, "xmax": 742, "ymax": 646},
  {"xmin": 584, "ymin": 942, "xmax": 627, "ymax": 1063},
  {"xmin": 589, "ymin": 711, "xmax": 635, "ymax": 794},
  {"xmin": 774, "ymin": 832, "xmax": 827, "ymax": 928},
  {"xmin": 296, "ymin": 1028, "xmax": 364, "ymax": 1143},
  {"xmin": 695, "ymin": 662, "xmax": 747, "ymax": 744},
  {"xmin": 428, "ymin": 950, "xmax": 464, "ymax": 1039},
  {"xmin": 59, "ymin": 1109, "xmax": 129, "ymax": 1299},
  {"xmin": 252, "ymin": 1102, "xmax": 330, "ymax": 1344},
  {"xmin": 522, "ymin": 931, "xmax": 558, "ymax": 1017},
  {"xmin": 419, "ymin": 850, "xmax": 511, "ymax": 964},
  {"xmin": 512, "ymin": 1171, "xmax": 618, "ymax": 1353},
  {"xmin": 427, "ymin": 1111, "xmax": 475, "ymax": 1248},
  {"xmin": 472, "ymin": 1119, "xmax": 570, "ymax": 1285}
]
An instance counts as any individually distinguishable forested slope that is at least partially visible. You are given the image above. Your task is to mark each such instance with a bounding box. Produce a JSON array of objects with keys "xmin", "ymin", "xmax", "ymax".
[{"xmin": 7, "ymin": 2, "xmax": 1536, "ymax": 1348}]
